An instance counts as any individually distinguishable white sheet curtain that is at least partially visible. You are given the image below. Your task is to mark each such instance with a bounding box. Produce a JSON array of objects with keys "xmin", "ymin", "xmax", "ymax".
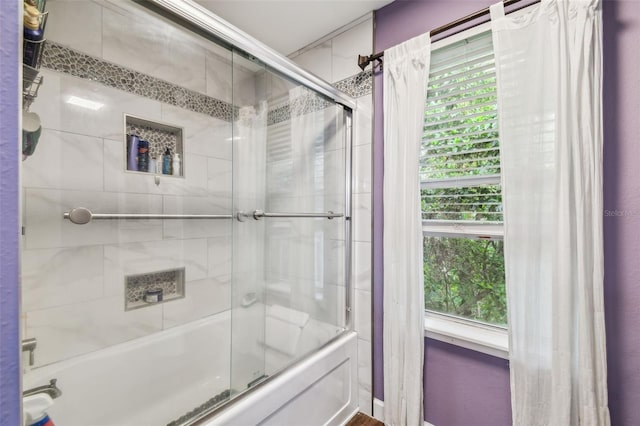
[
  {"xmin": 383, "ymin": 32, "xmax": 431, "ymax": 426},
  {"xmin": 490, "ymin": 1, "xmax": 609, "ymax": 424}
]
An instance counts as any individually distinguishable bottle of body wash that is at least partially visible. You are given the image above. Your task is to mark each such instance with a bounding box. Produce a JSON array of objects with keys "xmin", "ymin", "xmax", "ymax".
[
  {"xmin": 162, "ymin": 148, "xmax": 171, "ymax": 175},
  {"xmin": 126, "ymin": 134, "xmax": 139, "ymax": 171},
  {"xmin": 172, "ymin": 153, "xmax": 181, "ymax": 176}
]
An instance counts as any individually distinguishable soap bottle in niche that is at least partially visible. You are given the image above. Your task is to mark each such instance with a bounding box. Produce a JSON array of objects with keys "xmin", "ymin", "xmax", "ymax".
[
  {"xmin": 149, "ymin": 156, "xmax": 157, "ymax": 175},
  {"xmin": 137, "ymin": 140, "xmax": 149, "ymax": 172},
  {"xmin": 172, "ymin": 153, "xmax": 181, "ymax": 176},
  {"xmin": 162, "ymin": 148, "xmax": 171, "ymax": 175},
  {"xmin": 126, "ymin": 134, "xmax": 139, "ymax": 171}
]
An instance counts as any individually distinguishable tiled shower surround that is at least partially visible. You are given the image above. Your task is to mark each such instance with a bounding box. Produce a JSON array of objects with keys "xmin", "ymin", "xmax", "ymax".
[
  {"xmin": 22, "ymin": 0, "xmax": 372, "ymax": 418},
  {"xmin": 22, "ymin": 0, "xmax": 236, "ymax": 368}
]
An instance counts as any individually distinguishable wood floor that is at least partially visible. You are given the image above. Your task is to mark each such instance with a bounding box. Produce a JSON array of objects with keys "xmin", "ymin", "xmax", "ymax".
[{"xmin": 345, "ymin": 412, "xmax": 384, "ymax": 426}]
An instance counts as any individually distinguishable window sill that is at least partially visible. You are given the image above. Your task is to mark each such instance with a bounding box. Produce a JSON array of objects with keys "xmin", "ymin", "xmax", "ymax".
[{"xmin": 424, "ymin": 313, "xmax": 509, "ymax": 359}]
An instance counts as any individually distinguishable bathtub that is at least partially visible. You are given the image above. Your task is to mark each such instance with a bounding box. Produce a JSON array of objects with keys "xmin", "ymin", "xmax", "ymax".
[{"xmin": 23, "ymin": 308, "xmax": 359, "ymax": 425}]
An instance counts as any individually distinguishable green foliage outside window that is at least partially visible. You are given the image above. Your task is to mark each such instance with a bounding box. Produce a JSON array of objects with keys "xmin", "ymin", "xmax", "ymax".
[{"xmin": 423, "ymin": 237, "xmax": 507, "ymax": 326}]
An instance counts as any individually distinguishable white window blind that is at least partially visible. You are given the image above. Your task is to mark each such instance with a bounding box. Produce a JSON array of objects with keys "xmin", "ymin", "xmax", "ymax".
[{"xmin": 421, "ymin": 30, "xmax": 502, "ymax": 226}]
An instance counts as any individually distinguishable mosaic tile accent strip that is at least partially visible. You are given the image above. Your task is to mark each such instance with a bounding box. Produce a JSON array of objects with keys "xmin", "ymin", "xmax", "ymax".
[
  {"xmin": 42, "ymin": 42, "xmax": 233, "ymax": 122},
  {"xmin": 266, "ymin": 71, "xmax": 371, "ymax": 126},
  {"xmin": 125, "ymin": 268, "xmax": 185, "ymax": 311},
  {"xmin": 41, "ymin": 42, "xmax": 369, "ymax": 129},
  {"xmin": 267, "ymin": 104, "xmax": 291, "ymax": 126},
  {"xmin": 167, "ymin": 389, "xmax": 231, "ymax": 426},
  {"xmin": 333, "ymin": 70, "xmax": 373, "ymax": 99},
  {"xmin": 267, "ymin": 89, "xmax": 333, "ymax": 126}
]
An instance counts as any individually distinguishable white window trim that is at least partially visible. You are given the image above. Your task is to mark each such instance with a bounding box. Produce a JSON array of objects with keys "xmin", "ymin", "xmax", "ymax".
[
  {"xmin": 424, "ymin": 311, "xmax": 509, "ymax": 359},
  {"xmin": 423, "ymin": 19, "xmax": 510, "ymax": 360}
]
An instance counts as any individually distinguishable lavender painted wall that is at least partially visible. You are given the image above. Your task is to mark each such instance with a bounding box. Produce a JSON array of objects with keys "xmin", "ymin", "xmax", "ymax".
[
  {"xmin": 425, "ymin": 339, "xmax": 511, "ymax": 426},
  {"xmin": 602, "ymin": 1, "xmax": 640, "ymax": 424},
  {"xmin": 0, "ymin": 0, "xmax": 22, "ymax": 424},
  {"xmin": 374, "ymin": 1, "xmax": 640, "ymax": 425}
]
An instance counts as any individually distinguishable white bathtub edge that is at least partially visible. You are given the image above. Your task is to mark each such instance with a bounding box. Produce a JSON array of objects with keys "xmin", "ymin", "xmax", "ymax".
[{"xmin": 200, "ymin": 331, "xmax": 359, "ymax": 426}]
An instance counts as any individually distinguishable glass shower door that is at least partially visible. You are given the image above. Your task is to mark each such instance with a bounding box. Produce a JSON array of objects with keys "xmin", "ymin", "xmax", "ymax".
[{"xmin": 230, "ymin": 51, "xmax": 350, "ymax": 394}]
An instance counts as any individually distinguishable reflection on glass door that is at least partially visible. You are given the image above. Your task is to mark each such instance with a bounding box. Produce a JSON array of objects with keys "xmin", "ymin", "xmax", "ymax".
[{"xmin": 230, "ymin": 50, "xmax": 350, "ymax": 394}]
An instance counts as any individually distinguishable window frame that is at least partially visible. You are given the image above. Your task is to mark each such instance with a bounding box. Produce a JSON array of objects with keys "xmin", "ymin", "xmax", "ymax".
[{"xmin": 422, "ymin": 21, "xmax": 508, "ymax": 358}]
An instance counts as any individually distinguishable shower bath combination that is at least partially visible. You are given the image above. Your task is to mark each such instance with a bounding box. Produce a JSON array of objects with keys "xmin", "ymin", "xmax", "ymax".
[{"xmin": 19, "ymin": 0, "xmax": 358, "ymax": 424}]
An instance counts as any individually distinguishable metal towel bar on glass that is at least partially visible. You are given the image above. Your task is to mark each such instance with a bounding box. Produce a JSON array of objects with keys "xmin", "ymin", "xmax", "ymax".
[
  {"xmin": 63, "ymin": 207, "xmax": 233, "ymax": 225},
  {"xmin": 64, "ymin": 207, "xmax": 344, "ymax": 225},
  {"xmin": 236, "ymin": 210, "xmax": 343, "ymax": 221}
]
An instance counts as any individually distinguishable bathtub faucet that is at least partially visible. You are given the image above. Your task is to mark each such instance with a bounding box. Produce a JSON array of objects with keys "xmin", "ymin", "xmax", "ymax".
[{"xmin": 23, "ymin": 378, "xmax": 63, "ymax": 400}]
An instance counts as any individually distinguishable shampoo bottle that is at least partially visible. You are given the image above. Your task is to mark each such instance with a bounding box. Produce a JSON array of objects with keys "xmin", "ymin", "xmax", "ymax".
[
  {"xmin": 162, "ymin": 148, "xmax": 171, "ymax": 175},
  {"xmin": 126, "ymin": 134, "xmax": 139, "ymax": 171},
  {"xmin": 172, "ymin": 153, "xmax": 181, "ymax": 176}
]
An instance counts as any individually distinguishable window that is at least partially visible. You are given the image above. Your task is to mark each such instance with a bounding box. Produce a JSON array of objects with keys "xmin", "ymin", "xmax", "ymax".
[{"xmin": 421, "ymin": 28, "xmax": 507, "ymax": 328}]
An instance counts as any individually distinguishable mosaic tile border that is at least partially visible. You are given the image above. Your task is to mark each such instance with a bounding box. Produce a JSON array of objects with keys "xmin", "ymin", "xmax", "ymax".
[
  {"xmin": 266, "ymin": 72, "xmax": 372, "ymax": 125},
  {"xmin": 333, "ymin": 70, "xmax": 373, "ymax": 99},
  {"xmin": 42, "ymin": 42, "xmax": 233, "ymax": 122},
  {"xmin": 41, "ymin": 42, "xmax": 370, "ymax": 128}
]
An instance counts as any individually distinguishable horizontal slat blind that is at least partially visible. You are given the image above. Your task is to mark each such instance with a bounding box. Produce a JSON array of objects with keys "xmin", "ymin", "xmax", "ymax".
[{"xmin": 421, "ymin": 30, "xmax": 502, "ymax": 224}]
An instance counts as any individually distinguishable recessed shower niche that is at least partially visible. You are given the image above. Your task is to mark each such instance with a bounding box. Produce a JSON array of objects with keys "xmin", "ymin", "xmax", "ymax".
[
  {"xmin": 124, "ymin": 114, "xmax": 184, "ymax": 177},
  {"xmin": 125, "ymin": 267, "xmax": 186, "ymax": 311}
]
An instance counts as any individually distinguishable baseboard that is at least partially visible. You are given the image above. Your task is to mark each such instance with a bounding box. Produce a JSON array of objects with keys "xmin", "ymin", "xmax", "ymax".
[
  {"xmin": 372, "ymin": 398, "xmax": 435, "ymax": 426},
  {"xmin": 373, "ymin": 398, "xmax": 384, "ymax": 422}
]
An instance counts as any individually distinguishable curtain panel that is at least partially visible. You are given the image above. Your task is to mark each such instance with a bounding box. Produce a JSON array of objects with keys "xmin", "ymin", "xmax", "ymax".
[
  {"xmin": 490, "ymin": 1, "xmax": 609, "ymax": 424},
  {"xmin": 382, "ymin": 32, "xmax": 431, "ymax": 426}
]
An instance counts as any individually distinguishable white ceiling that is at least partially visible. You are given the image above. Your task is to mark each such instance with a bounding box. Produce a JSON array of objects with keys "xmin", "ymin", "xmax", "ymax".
[{"xmin": 195, "ymin": 0, "xmax": 393, "ymax": 56}]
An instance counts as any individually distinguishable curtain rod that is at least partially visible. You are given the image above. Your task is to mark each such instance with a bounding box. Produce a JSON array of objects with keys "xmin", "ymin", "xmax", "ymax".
[{"xmin": 357, "ymin": 0, "xmax": 540, "ymax": 71}]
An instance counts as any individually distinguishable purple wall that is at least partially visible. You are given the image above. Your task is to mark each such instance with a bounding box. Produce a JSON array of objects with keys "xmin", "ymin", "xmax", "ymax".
[
  {"xmin": 425, "ymin": 339, "xmax": 511, "ymax": 426},
  {"xmin": 374, "ymin": 0, "xmax": 640, "ymax": 425},
  {"xmin": 0, "ymin": 0, "xmax": 22, "ymax": 424},
  {"xmin": 602, "ymin": 1, "xmax": 640, "ymax": 424}
]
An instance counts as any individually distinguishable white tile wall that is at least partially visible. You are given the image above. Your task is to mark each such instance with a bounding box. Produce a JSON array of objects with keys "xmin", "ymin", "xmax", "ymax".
[
  {"xmin": 354, "ymin": 143, "xmax": 372, "ymax": 194},
  {"xmin": 44, "ymin": 0, "xmax": 103, "ymax": 57},
  {"xmin": 21, "ymin": 245, "xmax": 104, "ymax": 312},
  {"xmin": 354, "ymin": 193, "xmax": 372, "ymax": 243},
  {"xmin": 160, "ymin": 104, "xmax": 232, "ymax": 161},
  {"xmin": 33, "ymin": 69, "xmax": 163, "ymax": 141},
  {"xmin": 291, "ymin": 41, "xmax": 333, "ymax": 82},
  {"xmin": 205, "ymin": 51, "xmax": 234, "ymax": 104},
  {"xmin": 22, "ymin": 129, "xmax": 104, "ymax": 192},
  {"xmin": 102, "ymin": 8, "xmax": 207, "ymax": 94},
  {"xmin": 358, "ymin": 337, "xmax": 373, "ymax": 415},
  {"xmin": 354, "ymin": 241, "xmax": 372, "ymax": 292},
  {"xmin": 23, "ymin": 0, "xmax": 239, "ymax": 367},
  {"xmin": 162, "ymin": 277, "xmax": 231, "ymax": 329},
  {"xmin": 27, "ymin": 296, "xmax": 163, "ymax": 367},
  {"xmin": 103, "ymin": 239, "xmax": 209, "ymax": 297},
  {"xmin": 332, "ymin": 19, "xmax": 374, "ymax": 82},
  {"xmin": 355, "ymin": 94, "xmax": 373, "ymax": 147}
]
